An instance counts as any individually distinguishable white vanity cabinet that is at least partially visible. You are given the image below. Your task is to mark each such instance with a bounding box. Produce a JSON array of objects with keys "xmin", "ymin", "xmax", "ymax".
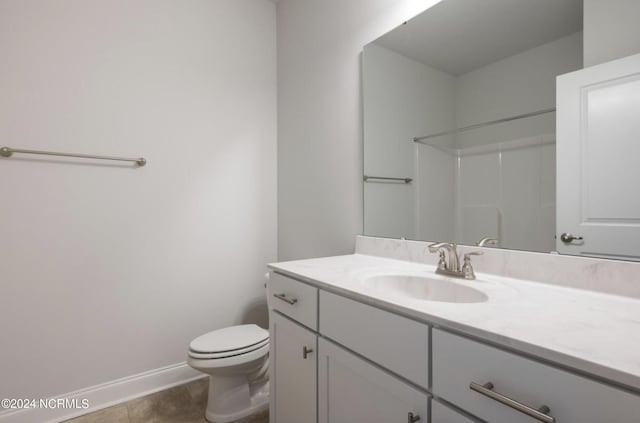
[
  {"xmin": 267, "ymin": 272, "xmax": 318, "ymax": 330},
  {"xmin": 319, "ymin": 290, "xmax": 430, "ymax": 389},
  {"xmin": 267, "ymin": 271, "xmax": 640, "ymax": 423},
  {"xmin": 269, "ymin": 312, "xmax": 317, "ymax": 423},
  {"xmin": 267, "ymin": 272, "xmax": 430, "ymax": 423},
  {"xmin": 431, "ymin": 401, "xmax": 477, "ymax": 423},
  {"xmin": 318, "ymin": 337, "xmax": 429, "ymax": 423},
  {"xmin": 432, "ymin": 329, "xmax": 640, "ymax": 423},
  {"xmin": 267, "ymin": 273, "xmax": 319, "ymax": 423}
]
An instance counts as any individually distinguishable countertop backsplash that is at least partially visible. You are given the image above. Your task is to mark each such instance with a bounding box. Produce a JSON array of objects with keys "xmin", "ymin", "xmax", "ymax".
[{"xmin": 355, "ymin": 236, "xmax": 640, "ymax": 299}]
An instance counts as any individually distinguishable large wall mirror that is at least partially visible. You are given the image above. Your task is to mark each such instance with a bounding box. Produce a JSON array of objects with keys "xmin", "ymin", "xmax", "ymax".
[
  {"xmin": 364, "ymin": 0, "xmax": 640, "ymax": 260},
  {"xmin": 363, "ymin": 0, "xmax": 640, "ymax": 261}
]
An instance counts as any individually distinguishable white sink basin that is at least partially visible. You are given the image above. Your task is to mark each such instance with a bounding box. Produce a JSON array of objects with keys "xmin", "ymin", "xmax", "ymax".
[{"xmin": 362, "ymin": 274, "xmax": 488, "ymax": 303}]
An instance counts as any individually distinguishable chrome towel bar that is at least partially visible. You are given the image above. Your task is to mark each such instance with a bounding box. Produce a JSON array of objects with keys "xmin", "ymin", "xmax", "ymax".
[
  {"xmin": 364, "ymin": 175, "xmax": 412, "ymax": 184},
  {"xmin": 0, "ymin": 146, "xmax": 146, "ymax": 166},
  {"xmin": 413, "ymin": 108, "xmax": 556, "ymax": 143}
]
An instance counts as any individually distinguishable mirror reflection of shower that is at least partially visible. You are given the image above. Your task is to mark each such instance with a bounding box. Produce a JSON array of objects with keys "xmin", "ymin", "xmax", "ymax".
[
  {"xmin": 414, "ymin": 110, "xmax": 557, "ymax": 253},
  {"xmin": 363, "ymin": 0, "xmax": 583, "ymax": 253}
]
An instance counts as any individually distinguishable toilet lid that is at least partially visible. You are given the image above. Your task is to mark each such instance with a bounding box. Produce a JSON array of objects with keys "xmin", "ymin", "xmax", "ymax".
[
  {"xmin": 189, "ymin": 324, "xmax": 269, "ymax": 354},
  {"xmin": 188, "ymin": 338, "xmax": 269, "ymax": 360}
]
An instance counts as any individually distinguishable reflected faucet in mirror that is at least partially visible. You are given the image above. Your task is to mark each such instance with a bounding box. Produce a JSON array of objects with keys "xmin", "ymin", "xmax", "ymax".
[
  {"xmin": 477, "ymin": 237, "xmax": 500, "ymax": 247},
  {"xmin": 428, "ymin": 242, "xmax": 482, "ymax": 280}
]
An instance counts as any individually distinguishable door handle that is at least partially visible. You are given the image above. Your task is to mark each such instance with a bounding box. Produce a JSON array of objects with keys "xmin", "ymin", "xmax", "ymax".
[
  {"xmin": 560, "ymin": 233, "xmax": 583, "ymax": 243},
  {"xmin": 408, "ymin": 412, "xmax": 421, "ymax": 423}
]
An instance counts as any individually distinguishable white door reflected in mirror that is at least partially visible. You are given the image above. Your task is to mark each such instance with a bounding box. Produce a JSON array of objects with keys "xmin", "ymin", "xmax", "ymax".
[{"xmin": 556, "ymin": 52, "xmax": 640, "ymax": 261}]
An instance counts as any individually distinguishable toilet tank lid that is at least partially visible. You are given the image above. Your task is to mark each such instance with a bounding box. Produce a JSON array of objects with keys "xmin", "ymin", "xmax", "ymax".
[{"xmin": 189, "ymin": 324, "xmax": 269, "ymax": 353}]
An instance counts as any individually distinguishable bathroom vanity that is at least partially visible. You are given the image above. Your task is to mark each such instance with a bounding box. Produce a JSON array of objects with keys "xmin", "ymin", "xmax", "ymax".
[{"xmin": 266, "ymin": 238, "xmax": 640, "ymax": 423}]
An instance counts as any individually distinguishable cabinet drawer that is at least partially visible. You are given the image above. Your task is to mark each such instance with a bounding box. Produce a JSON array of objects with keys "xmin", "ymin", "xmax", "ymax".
[
  {"xmin": 267, "ymin": 272, "xmax": 318, "ymax": 330},
  {"xmin": 433, "ymin": 329, "xmax": 640, "ymax": 423},
  {"xmin": 319, "ymin": 290, "xmax": 429, "ymax": 388},
  {"xmin": 432, "ymin": 400, "xmax": 477, "ymax": 423}
]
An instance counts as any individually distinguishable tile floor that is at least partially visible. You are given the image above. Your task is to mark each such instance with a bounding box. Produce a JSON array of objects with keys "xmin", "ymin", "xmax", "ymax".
[{"xmin": 63, "ymin": 378, "xmax": 269, "ymax": 423}]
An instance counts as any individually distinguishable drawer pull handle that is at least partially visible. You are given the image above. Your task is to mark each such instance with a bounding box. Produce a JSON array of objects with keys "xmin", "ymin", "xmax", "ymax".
[
  {"xmin": 303, "ymin": 346, "xmax": 314, "ymax": 359},
  {"xmin": 273, "ymin": 293, "xmax": 298, "ymax": 305},
  {"xmin": 408, "ymin": 412, "xmax": 421, "ymax": 423},
  {"xmin": 470, "ymin": 382, "xmax": 555, "ymax": 423}
]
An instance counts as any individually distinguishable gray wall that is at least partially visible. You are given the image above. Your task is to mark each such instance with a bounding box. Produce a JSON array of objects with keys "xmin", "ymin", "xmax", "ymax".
[
  {"xmin": 0, "ymin": 0, "xmax": 276, "ymax": 401},
  {"xmin": 276, "ymin": 0, "xmax": 442, "ymax": 260},
  {"xmin": 584, "ymin": 0, "xmax": 640, "ymax": 67}
]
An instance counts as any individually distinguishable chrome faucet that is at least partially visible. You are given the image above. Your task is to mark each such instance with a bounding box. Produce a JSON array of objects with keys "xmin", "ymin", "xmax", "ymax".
[
  {"xmin": 428, "ymin": 242, "xmax": 482, "ymax": 280},
  {"xmin": 428, "ymin": 242, "xmax": 460, "ymax": 274}
]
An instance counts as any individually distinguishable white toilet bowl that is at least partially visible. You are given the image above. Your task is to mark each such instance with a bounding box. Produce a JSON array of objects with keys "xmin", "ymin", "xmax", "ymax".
[{"xmin": 187, "ymin": 324, "xmax": 269, "ymax": 423}]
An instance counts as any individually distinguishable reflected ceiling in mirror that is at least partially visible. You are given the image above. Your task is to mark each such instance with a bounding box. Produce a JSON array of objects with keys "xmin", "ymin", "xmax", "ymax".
[{"xmin": 363, "ymin": 0, "xmax": 583, "ymax": 253}]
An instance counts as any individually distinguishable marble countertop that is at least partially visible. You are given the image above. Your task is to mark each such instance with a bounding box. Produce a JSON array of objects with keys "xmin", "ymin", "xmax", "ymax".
[{"xmin": 268, "ymin": 253, "xmax": 640, "ymax": 393}]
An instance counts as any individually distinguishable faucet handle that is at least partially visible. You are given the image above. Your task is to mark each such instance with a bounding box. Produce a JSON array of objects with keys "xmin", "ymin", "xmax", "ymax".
[
  {"xmin": 436, "ymin": 250, "xmax": 447, "ymax": 271},
  {"xmin": 427, "ymin": 242, "xmax": 443, "ymax": 253},
  {"xmin": 464, "ymin": 251, "xmax": 483, "ymax": 260},
  {"xmin": 462, "ymin": 251, "xmax": 483, "ymax": 280}
]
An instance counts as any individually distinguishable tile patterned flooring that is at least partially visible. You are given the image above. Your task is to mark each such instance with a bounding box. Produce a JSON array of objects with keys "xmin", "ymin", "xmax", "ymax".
[{"xmin": 63, "ymin": 378, "xmax": 269, "ymax": 423}]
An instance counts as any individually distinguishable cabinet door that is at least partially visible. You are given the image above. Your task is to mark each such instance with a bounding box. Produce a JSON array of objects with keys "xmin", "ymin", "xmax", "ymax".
[
  {"xmin": 270, "ymin": 311, "xmax": 317, "ymax": 423},
  {"xmin": 319, "ymin": 338, "xmax": 429, "ymax": 423},
  {"xmin": 556, "ymin": 52, "xmax": 640, "ymax": 260}
]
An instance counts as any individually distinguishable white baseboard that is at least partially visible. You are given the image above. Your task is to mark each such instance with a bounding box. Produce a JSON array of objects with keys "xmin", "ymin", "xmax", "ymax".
[{"xmin": 0, "ymin": 362, "xmax": 205, "ymax": 423}]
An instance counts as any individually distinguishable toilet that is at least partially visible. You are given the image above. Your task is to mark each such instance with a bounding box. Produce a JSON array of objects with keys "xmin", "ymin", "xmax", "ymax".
[{"xmin": 187, "ymin": 324, "xmax": 270, "ymax": 423}]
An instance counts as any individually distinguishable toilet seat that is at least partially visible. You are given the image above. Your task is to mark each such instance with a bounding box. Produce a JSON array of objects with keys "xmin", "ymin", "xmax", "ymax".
[
  {"xmin": 188, "ymin": 324, "xmax": 269, "ymax": 361},
  {"xmin": 188, "ymin": 342, "xmax": 269, "ymax": 369},
  {"xmin": 189, "ymin": 338, "xmax": 269, "ymax": 359}
]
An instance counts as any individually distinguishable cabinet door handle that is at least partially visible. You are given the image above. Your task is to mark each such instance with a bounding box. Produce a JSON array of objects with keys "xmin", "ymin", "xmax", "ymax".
[
  {"xmin": 470, "ymin": 382, "xmax": 555, "ymax": 423},
  {"xmin": 303, "ymin": 346, "xmax": 313, "ymax": 359},
  {"xmin": 407, "ymin": 412, "xmax": 421, "ymax": 423},
  {"xmin": 273, "ymin": 293, "xmax": 298, "ymax": 305}
]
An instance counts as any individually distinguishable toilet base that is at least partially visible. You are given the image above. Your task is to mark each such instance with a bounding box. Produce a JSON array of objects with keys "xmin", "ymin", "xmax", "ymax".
[
  {"xmin": 205, "ymin": 399, "xmax": 268, "ymax": 423},
  {"xmin": 204, "ymin": 376, "xmax": 269, "ymax": 423}
]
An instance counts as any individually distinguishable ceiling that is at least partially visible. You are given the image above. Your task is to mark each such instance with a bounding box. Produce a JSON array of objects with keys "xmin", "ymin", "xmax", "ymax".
[{"xmin": 374, "ymin": 0, "xmax": 583, "ymax": 76}]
